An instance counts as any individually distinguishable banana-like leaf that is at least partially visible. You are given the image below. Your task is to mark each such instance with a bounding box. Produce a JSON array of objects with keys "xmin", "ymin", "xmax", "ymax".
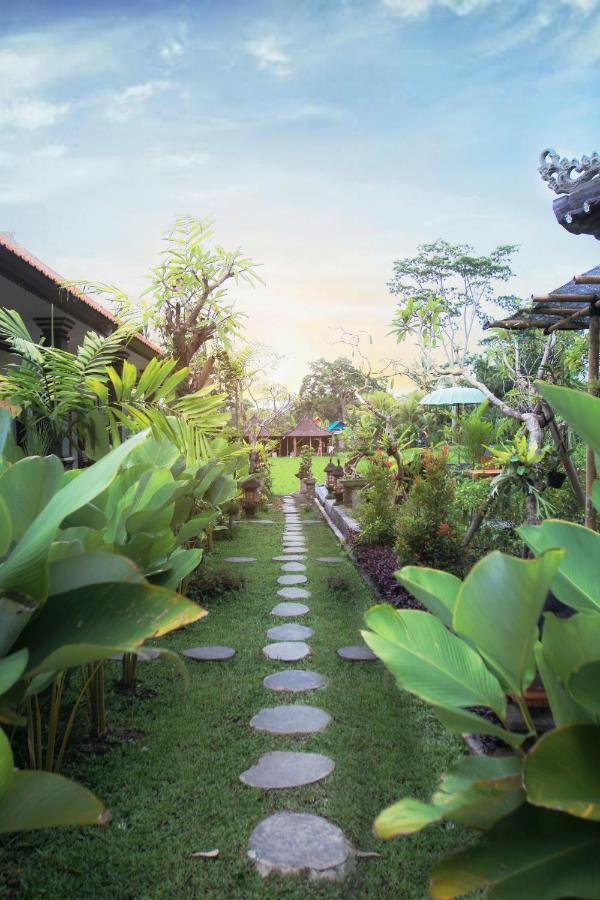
[
  {"xmin": 0, "ymin": 456, "xmax": 64, "ymax": 543},
  {"xmin": 568, "ymin": 663, "xmax": 600, "ymax": 716},
  {"xmin": 48, "ymin": 553, "xmax": 146, "ymax": 595},
  {"xmin": 15, "ymin": 581, "xmax": 206, "ymax": 676},
  {"xmin": 432, "ymin": 705, "xmax": 528, "ymax": 750},
  {"xmin": 0, "ymin": 596, "xmax": 35, "ymax": 656},
  {"xmin": 0, "ymin": 769, "xmax": 108, "ymax": 833},
  {"xmin": 0, "ymin": 648, "xmax": 28, "ymax": 696},
  {"xmin": 519, "ymin": 519, "xmax": 600, "ymax": 613},
  {"xmin": 148, "ymin": 548, "xmax": 202, "ymax": 590},
  {"xmin": 453, "ymin": 550, "xmax": 564, "ymax": 694},
  {"xmin": 176, "ymin": 513, "xmax": 216, "ymax": 546},
  {"xmin": 395, "ymin": 566, "xmax": 461, "ymax": 629},
  {"xmin": 537, "ymin": 382, "xmax": 600, "ymax": 456},
  {"xmin": 0, "ymin": 727, "xmax": 13, "ymax": 800},
  {"xmin": 362, "ymin": 605, "xmax": 506, "ymax": 717},
  {"xmin": 524, "ymin": 724, "xmax": 600, "ymax": 821},
  {"xmin": 541, "ymin": 612, "xmax": 600, "ymax": 689},
  {"xmin": 430, "ymin": 805, "xmax": 600, "ymax": 899},
  {"xmin": 536, "ymin": 643, "xmax": 592, "ymax": 727},
  {"xmin": 0, "ymin": 430, "xmax": 148, "ymax": 601}
]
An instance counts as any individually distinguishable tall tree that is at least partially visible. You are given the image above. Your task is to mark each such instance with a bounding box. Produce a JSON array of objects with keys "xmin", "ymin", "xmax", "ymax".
[{"xmin": 295, "ymin": 357, "xmax": 382, "ymax": 422}]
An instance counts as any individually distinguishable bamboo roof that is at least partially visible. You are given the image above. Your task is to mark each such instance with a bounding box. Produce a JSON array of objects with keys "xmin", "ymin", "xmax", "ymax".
[
  {"xmin": 284, "ymin": 415, "xmax": 330, "ymax": 438},
  {"xmin": 486, "ymin": 263, "xmax": 600, "ymax": 333}
]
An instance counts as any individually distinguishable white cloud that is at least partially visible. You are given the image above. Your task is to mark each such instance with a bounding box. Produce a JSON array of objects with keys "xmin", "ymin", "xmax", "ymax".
[
  {"xmin": 0, "ymin": 98, "xmax": 70, "ymax": 130},
  {"xmin": 160, "ymin": 39, "xmax": 185, "ymax": 61},
  {"xmin": 382, "ymin": 0, "xmax": 495, "ymax": 16},
  {"xmin": 245, "ymin": 35, "xmax": 291, "ymax": 77},
  {"xmin": 106, "ymin": 80, "xmax": 175, "ymax": 122},
  {"xmin": 150, "ymin": 151, "xmax": 209, "ymax": 170}
]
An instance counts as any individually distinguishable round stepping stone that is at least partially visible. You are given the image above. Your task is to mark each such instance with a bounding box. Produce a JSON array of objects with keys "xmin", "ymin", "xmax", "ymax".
[
  {"xmin": 240, "ymin": 751, "xmax": 334, "ymax": 789},
  {"xmin": 282, "ymin": 542, "xmax": 306, "ymax": 549},
  {"xmin": 273, "ymin": 555, "xmax": 305, "ymax": 562},
  {"xmin": 110, "ymin": 648, "xmax": 160, "ymax": 662},
  {"xmin": 182, "ymin": 646, "xmax": 236, "ymax": 661},
  {"xmin": 281, "ymin": 562, "xmax": 306, "ymax": 572},
  {"xmin": 277, "ymin": 587, "xmax": 310, "ymax": 600},
  {"xmin": 263, "ymin": 669, "xmax": 326, "ymax": 692},
  {"xmin": 277, "ymin": 574, "xmax": 308, "ymax": 586},
  {"xmin": 267, "ymin": 623, "xmax": 313, "ymax": 641},
  {"xmin": 337, "ymin": 645, "xmax": 377, "ymax": 661},
  {"xmin": 224, "ymin": 556, "xmax": 256, "ymax": 563},
  {"xmin": 238, "ymin": 519, "xmax": 274, "ymax": 525},
  {"xmin": 250, "ymin": 705, "xmax": 331, "ymax": 734},
  {"xmin": 283, "ymin": 537, "xmax": 305, "ymax": 543},
  {"xmin": 248, "ymin": 812, "xmax": 353, "ymax": 881},
  {"xmin": 318, "ymin": 557, "xmax": 345, "ymax": 563},
  {"xmin": 281, "ymin": 548, "xmax": 307, "ymax": 555},
  {"xmin": 262, "ymin": 641, "xmax": 310, "ymax": 662},
  {"xmin": 271, "ymin": 602, "xmax": 310, "ymax": 616}
]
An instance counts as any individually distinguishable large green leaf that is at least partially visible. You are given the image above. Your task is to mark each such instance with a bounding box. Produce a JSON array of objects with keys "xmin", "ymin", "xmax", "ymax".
[
  {"xmin": 0, "ymin": 770, "xmax": 108, "ymax": 833},
  {"xmin": 48, "ymin": 553, "xmax": 146, "ymax": 595},
  {"xmin": 362, "ymin": 605, "xmax": 506, "ymax": 717},
  {"xmin": 568, "ymin": 663, "xmax": 600, "ymax": 717},
  {"xmin": 0, "ymin": 727, "xmax": 14, "ymax": 801},
  {"xmin": 536, "ymin": 643, "xmax": 592, "ymax": 727},
  {"xmin": 453, "ymin": 550, "xmax": 563, "ymax": 694},
  {"xmin": 432, "ymin": 706, "xmax": 528, "ymax": 750},
  {"xmin": 15, "ymin": 581, "xmax": 206, "ymax": 675},
  {"xmin": 430, "ymin": 805, "xmax": 600, "ymax": 899},
  {"xmin": 519, "ymin": 520, "xmax": 600, "ymax": 612},
  {"xmin": 537, "ymin": 381, "xmax": 600, "ymax": 456},
  {"xmin": 148, "ymin": 548, "xmax": 202, "ymax": 590},
  {"xmin": 0, "ymin": 648, "xmax": 28, "ymax": 696},
  {"xmin": 0, "ymin": 430, "xmax": 148, "ymax": 601},
  {"xmin": 524, "ymin": 725, "xmax": 600, "ymax": 821},
  {"xmin": 541, "ymin": 612, "xmax": 600, "ymax": 689},
  {"xmin": 0, "ymin": 455, "xmax": 64, "ymax": 543},
  {"xmin": 0, "ymin": 596, "xmax": 35, "ymax": 656},
  {"xmin": 396, "ymin": 566, "xmax": 461, "ymax": 629}
]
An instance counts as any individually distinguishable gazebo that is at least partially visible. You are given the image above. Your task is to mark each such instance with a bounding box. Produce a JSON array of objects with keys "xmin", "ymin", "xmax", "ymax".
[{"xmin": 280, "ymin": 415, "xmax": 330, "ymax": 457}]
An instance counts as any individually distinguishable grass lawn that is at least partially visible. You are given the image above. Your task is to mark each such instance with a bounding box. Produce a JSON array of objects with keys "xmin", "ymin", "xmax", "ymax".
[
  {"xmin": 269, "ymin": 455, "xmax": 369, "ymax": 495},
  {"xmin": 0, "ymin": 500, "xmax": 472, "ymax": 899}
]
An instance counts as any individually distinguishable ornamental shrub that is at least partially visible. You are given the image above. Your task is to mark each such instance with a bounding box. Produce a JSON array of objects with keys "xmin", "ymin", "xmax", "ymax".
[
  {"xmin": 357, "ymin": 455, "xmax": 398, "ymax": 546},
  {"xmin": 395, "ymin": 449, "xmax": 464, "ymax": 574}
]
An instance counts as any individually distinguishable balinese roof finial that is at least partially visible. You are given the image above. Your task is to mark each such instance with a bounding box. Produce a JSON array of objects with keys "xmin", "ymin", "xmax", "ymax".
[{"xmin": 539, "ymin": 148, "xmax": 600, "ymax": 195}]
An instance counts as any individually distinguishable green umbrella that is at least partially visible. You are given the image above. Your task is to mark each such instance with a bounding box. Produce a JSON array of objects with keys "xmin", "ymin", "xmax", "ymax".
[{"xmin": 420, "ymin": 387, "xmax": 485, "ymax": 406}]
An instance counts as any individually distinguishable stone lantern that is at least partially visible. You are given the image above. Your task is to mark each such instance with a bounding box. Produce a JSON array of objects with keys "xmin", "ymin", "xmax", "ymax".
[
  {"xmin": 241, "ymin": 476, "xmax": 262, "ymax": 517},
  {"xmin": 333, "ymin": 460, "xmax": 345, "ymax": 503},
  {"xmin": 324, "ymin": 459, "xmax": 337, "ymax": 498}
]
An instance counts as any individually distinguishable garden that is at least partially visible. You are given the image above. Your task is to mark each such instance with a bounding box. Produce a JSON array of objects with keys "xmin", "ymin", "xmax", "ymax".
[{"xmin": 1, "ymin": 196, "xmax": 600, "ymax": 900}]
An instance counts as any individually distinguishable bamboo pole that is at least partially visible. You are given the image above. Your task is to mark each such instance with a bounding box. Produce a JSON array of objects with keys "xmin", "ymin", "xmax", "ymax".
[
  {"xmin": 586, "ymin": 315, "xmax": 599, "ymax": 529},
  {"xmin": 574, "ymin": 275, "xmax": 600, "ymax": 285},
  {"xmin": 532, "ymin": 293, "xmax": 599, "ymax": 302}
]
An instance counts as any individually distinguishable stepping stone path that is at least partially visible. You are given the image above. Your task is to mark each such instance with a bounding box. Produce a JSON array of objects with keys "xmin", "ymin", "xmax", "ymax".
[
  {"xmin": 224, "ymin": 556, "xmax": 256, "ymax": 563},
  {"xmin": 277, "ymin": 587, "xmax": 310, "ymax": 600},
  {"xmin": 337, "ymin": 645, "xmax": 378, "ymax": 661},
  {"xmin": 267, "ymin": 623, "xmax": 313, "ymax": 641},
  {"xmin": 240, "ymin": 751, "xmax": 334, "ymax": 789},
  {"xmin": 240, "ymin": 495, "xmax": 354, "ymax": 882},
  {"xmin": 271, "ymin": 601, "xmax": 310, "ymax": 616},
  {"xmin": 263, "ymin": 641, "xmax": 310, "ymax": 662},
  {"xmin": 263, "ymin": 669, "xmax": 327, "ymax": 692},
  {"xmin": 248, "ymin": 813, "xmax": 354, "ymax": 881},
  {"xmin": 250, "ymin": 705, "xmax": 331, "ymax": 734},
  {"xmin": 182, "ymin": 646, "xmax": 236, "ymax": 661}
]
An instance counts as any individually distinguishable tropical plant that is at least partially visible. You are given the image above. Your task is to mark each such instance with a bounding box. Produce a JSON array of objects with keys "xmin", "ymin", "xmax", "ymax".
[
  {"xmin": 356, "ymin": 455, "xmax": 398, "ymax": 547},
  {"xmin": 460, "ymin": 401, "xmax": 493, "ymax": 467},
  {"xmin": 361, "ymin": 381, "xmax": 600, "ymax": 898},
  {"xmin": 489, "ymin": 431, "xmax": 551, "ymax": 521}
]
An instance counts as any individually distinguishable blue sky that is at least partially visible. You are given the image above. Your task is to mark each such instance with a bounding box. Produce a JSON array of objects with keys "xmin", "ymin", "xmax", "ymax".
[{"xmin": 1, "ymin": 0, "xmax": 599, "ymax": 388}]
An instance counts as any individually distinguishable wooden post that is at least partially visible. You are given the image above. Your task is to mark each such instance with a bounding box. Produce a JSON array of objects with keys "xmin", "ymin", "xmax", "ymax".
[{"xmin": 586, "ymin": 315, "xmax": 600, "ymax": 529}]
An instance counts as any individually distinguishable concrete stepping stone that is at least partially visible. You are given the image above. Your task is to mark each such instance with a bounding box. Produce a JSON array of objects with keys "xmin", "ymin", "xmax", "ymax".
[
  {"xmin": 224, "ymin": 556, "xmax": 257, "ymax": 563},
  {"xmin": 110, "ymin": 649, "xmax": 160, "ymax": 661},
  {"xmin": 250, "ymin": 705, "xmax": 331, "ymax": 734},
  {"xmin": 263, "ymin": 670, "xmax": 327, "ymax": 692},
  {"xmin": 263, "ymin": 641, "xmax": 310, "ymax": 662},
  {"xmin": 283, "ymin": 542, "xmax": 306, "ymax": 549},
  {"xmin": 267, "ymin": 624, "xmax": 313, "ymax": 641},
  {"xmin": 248, "ymin": 812, "xmax": 353, "ymax": 881},
  {"xmin": 281, "ymin": 562, "xmax": 306, "ymax": 572},
  {"xmin": 337, "ymin": 645, "xmax": 378, "ymax": 661},
  {"xmin": 271, "ymin": 601, "xmax": 310, "ymax": 616},
  {"xmin": 273, "ymin": 555, "xmax": 306, "ymax": 562},
  {"xmin": 240, "ymin": 751, "xmax": 334, "ymax": 789},
  {"xmin": 318, "ymin": 557, "xmax": 345, "ymax": 563},
  {"xmin": 235, "ymin": 519, "xmax": 274, "ymax": 525},
  {"xmin": 281, "ymin": 548, "xmax": 307, "ymax": 555},
  {"xmin": 182, "ymin": 646, "xmax": 236, "ymax": 661},
  {"xmin": 283, "ymin": 536, "xmax": 305, "ymax": 542},
  {"xmin": 277, "ymin": 587, "xmax": 310, "ymax": 600},
  {"xmin": 277, "ymin": 574, "xmax": 308, "ymax": 586}
]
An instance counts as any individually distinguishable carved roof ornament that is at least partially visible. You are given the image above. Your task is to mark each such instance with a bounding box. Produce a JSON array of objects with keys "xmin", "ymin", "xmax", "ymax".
[{"xmin": 539, "ymin": 148, "xmax": 600, "ymax": 195}]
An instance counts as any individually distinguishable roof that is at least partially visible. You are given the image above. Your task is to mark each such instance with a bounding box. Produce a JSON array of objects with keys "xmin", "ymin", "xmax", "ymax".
[
  {"xmin": 326, "ymin": 420, "xmax": 346, "ymax": 431},
  {"xmin": 284, "ymin": 415, "xmax": 331, "ymax": 438},
  {"xmin": 487, "ymin": 262, "xmax": 600, "ymax": 333},
  {"xmin": 0, "ymin": 234, "xmax": 163, "ymax": 359},
  {"xmin": 420, "ymin": 387, "xmax": 486, "ymax": 406}
]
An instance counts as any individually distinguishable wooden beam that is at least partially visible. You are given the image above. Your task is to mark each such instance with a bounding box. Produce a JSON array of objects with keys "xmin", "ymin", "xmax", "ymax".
[
  {"xmin": 532, "ymin": 293, "xmax": 599, "ymax": 302},
  {"xmin": 532, "ymin": 306, "xmax": 591, "ymax": 316},
  {"xmin": 546, "ymin": 306, "xmax": 592, "ymax": 333},
  {"xmin": 574, "ymin": 274, "xmax": 600, "ymax": 285}
]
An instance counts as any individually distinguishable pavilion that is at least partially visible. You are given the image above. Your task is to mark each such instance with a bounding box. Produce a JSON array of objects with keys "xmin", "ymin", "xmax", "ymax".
[{"xmin": 280, "ymin": 415, "xmax": 331, "ymax": 457}]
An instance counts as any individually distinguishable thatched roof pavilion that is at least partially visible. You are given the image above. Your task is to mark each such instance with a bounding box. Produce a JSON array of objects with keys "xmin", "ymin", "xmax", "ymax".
[{"xmin": 280, "ymin": 415, "xmax": 330, "ymax": 456}]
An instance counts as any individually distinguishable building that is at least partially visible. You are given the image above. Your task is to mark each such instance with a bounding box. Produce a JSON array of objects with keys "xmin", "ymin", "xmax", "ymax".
[{"xmin": 280, "ymin": 415, "xmax": 331, "ymax": 456}]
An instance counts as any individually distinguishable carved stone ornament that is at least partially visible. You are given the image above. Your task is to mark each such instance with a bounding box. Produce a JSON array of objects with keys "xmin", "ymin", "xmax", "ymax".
[{"xmin": 539, "ymin": 148, "xmax": 600, "ymax": 195}]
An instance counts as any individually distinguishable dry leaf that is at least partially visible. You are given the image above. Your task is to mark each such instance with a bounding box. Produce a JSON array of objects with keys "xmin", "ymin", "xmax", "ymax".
[{"xmin": 190, "ymin": 849, "xmax": 219, "ymax": 859}]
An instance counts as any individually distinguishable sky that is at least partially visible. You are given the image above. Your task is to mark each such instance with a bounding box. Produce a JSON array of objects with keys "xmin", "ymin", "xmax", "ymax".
[{"xmin": 1, "ymin": 0, "xmax": 600, "ymax": 390}]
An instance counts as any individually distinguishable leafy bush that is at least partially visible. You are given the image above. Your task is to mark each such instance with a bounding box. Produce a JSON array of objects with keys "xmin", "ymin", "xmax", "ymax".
[
  {"xmin": 351, "ymin": 538, "xmax": 423, "ymax": 609},
  {"xmin": 188, "ymin": 565, "xmax": 245, "ymax": 599},
  {"xmin": 356, "ymin": 456, "xmax": 398, "ymax": 547},
  {"xmin": 395, "ymin": 449, "xmax": 464, "ymax": 575},
  {"xmin": 460, "ymin": 401, "xmax": 493, "ymax": 467}
]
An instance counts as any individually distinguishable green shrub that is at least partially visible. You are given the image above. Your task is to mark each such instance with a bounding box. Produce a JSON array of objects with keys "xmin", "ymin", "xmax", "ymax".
[
  {"xmin": 396, "ymin": 449, "xmax": 464, "ymax": 575},
  {"xmin": 460, "ymin": 401, "xmax": 494, "ymax": 467},
  {"xmin": 188, "ymin": 566, "xmax": 245, "ymax": 600},
  {"xmin": 357, "ymin": 456, "xmax": 398, "ymax": 547}
]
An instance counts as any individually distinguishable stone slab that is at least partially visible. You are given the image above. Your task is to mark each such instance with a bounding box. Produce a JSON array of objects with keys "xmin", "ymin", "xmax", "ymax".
[
  {"xmin": 317, "ymin": 557, "xmax": 345, "ymax": 563},
  {"xmin": 248, "ymin": 812, "xmax": 353, "ymax": 881},
  {"xmin": 263, "ymin": 670, "xmax": 327, "ymax": 692},
  {"xmin": 267, "ymin": 624, "xmax": 314, "ymax": 641},
  {"xmin": 224, "ymin": 556, "xmax": 257, "ymax": 563},
  {"xmin": 271, "ymin": 602, "xmax": 310, "ymax": 617},
  {"xmin": 110, "ymin": 649, "xmax": 160, "ymax": 662},
  {"xmin": 273, "ymin": 555, "xmax": 306, "ymax": 562},
  {"xmin": 235, "ymin": 519, "xmax": 274, "ymax": 525},
  {"xmin": 280, "ymin": 548, "xmax": 307, "ymax": 555},
  {"xmin": 182, "ymin": 646, "xmax": 236, "ymax": 661},
  {"xmin": 277, "ymin": 587, "xmax": 311, "ymax": 600},
  {"xmin": 250, "ymin": 705, "xmax": 331, "ymax": 734},
  {"xmin": 240, "ymin": 751, "xmax": 334, "ymax": 789},
  {"xmin": 263, "ymin": 641, "xmax": 310, "ymax": 662},
  {"xmin": 281, "ymin": 562, "xmax": 306, "ymax": 572},
  {"xmin": 277, "ymin": 574, "xmax": 308, "ymax": 586},
  {"xmin": 337, "ymin": 645, "xmax": 377, "ymax": 661}
]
